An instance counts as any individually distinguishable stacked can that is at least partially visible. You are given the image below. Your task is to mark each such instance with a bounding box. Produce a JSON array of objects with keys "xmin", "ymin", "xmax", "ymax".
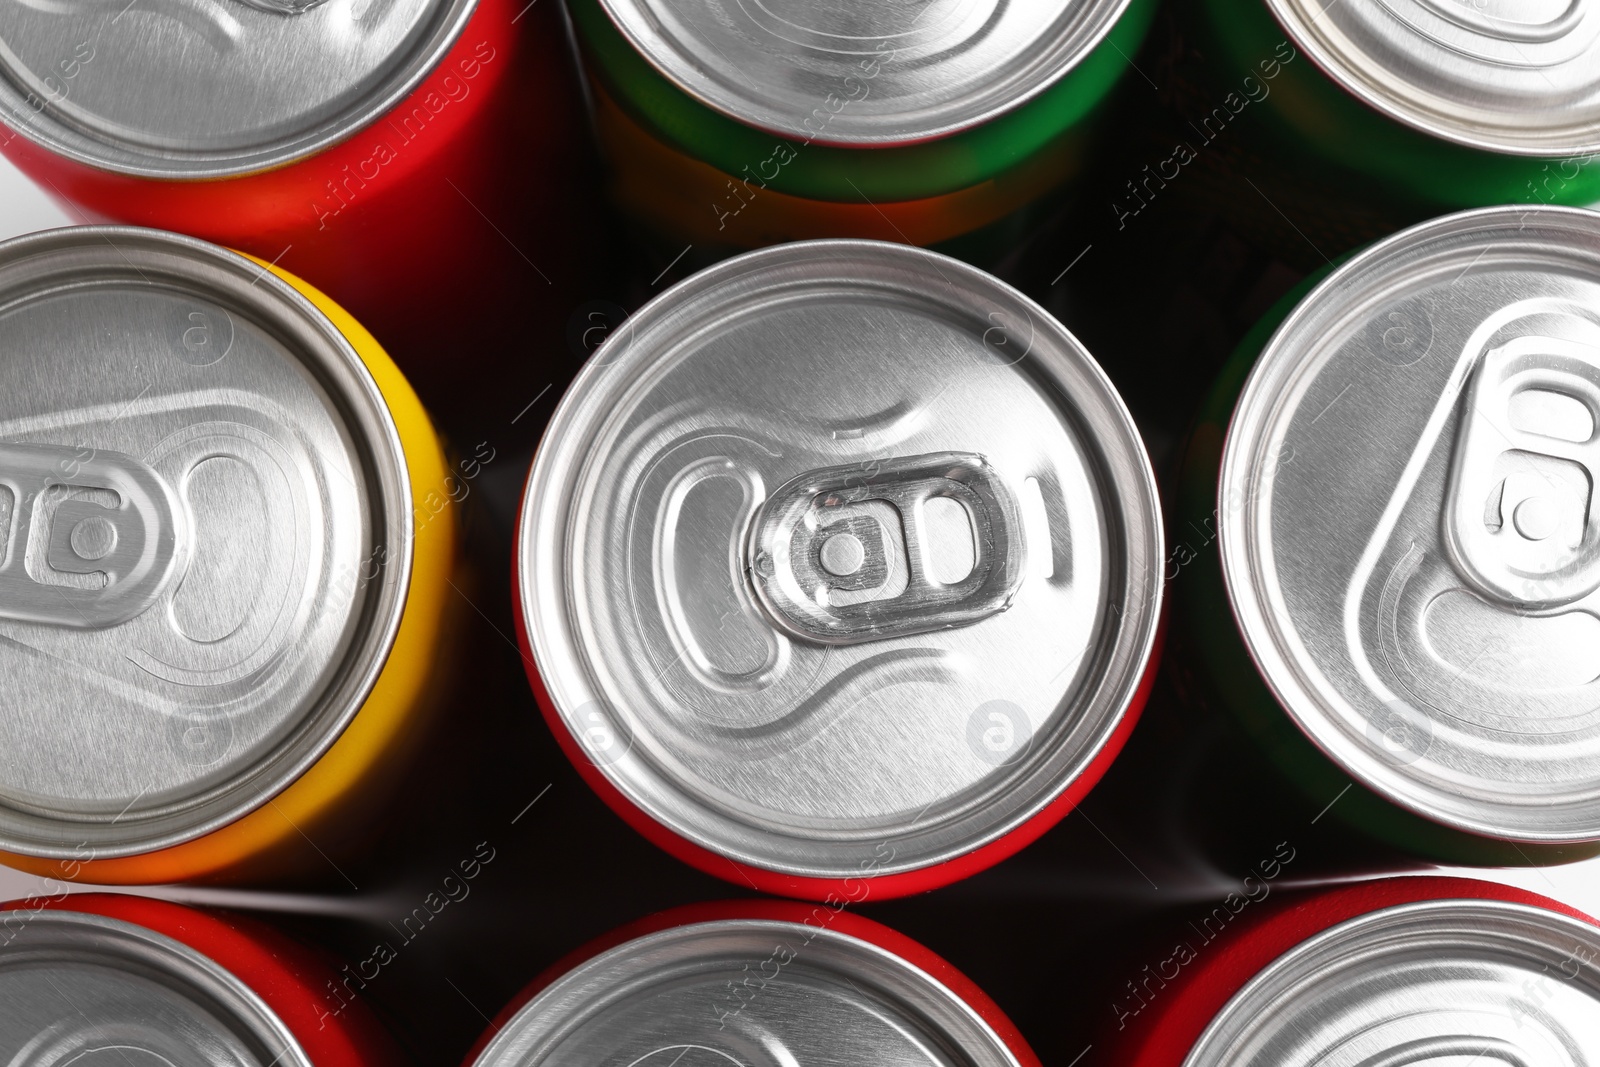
[
  {"xmin": 1, "ymin": 893, "xmax": 404, "ymax": 1065},
  {"xmin": 1109, "ymin": 877, "xmax": 1600, "ymax": 1066},
  {"xmin": 0, "ymin": 0, "xmax": 591, "ymax": 379},
  {"xmin": 514, "ymin": 239, "xmax": 1164, "ymax": 900},
  {"xmin": 464, "ymin": 901, "xmax": 1040, "ymax": 1067},
  {"xmin": 1179, "ymin": 206, "xmax": 1600, "ymax": 865},
  {"xmin": 0, "ymin": 227, "xmax": 456, "ymax": 885},
  {"xmin": 568, "ymin": 0, "xmax": 1157, "ymax": 260}
]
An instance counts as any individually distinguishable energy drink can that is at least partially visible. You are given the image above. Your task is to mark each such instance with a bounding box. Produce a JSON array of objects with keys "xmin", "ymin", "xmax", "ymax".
[
  {"xmin": 568, "ymin": 0, "xmax": 1157, "ymax": 256},
  {"xmin": 514, "ymin": 239, "xmax": 1164, "ymax": 900},
  {"xmin": 0, "ymin": 226, "xmax": 455, "ymax": 885},
  {"xmin": 0, "ymin": 892, "xmax": 404, "ymax": 1065},
  {"xmin": 1179, "ymin": 206, "xmax": 1600, "ymax": 865},
  {"xmin": 464, "ymin": 900, "xmax": 1040, "ymax": 1067},
  {"xmin": 0, "ymin": 0, "xmax": 591, "ymax": 374},
  {"xmin": 1110, "ymin": 876, "xmax": 1600, "ymax": 1067}
]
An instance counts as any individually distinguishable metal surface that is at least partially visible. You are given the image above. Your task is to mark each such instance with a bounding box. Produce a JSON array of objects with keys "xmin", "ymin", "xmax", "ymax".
[
  {"xmin": 593, "ymin": 0, "xmax": 1137, "ymax": 145},
  {"xmin": 0, "ymin": 226, "xmax": 411, "ymax": 859},
  {"xmin": 518, "ymin": 239, "xmax": 1162, "ymax": 882},
  {"xmin": 1220, "ymin": 206, "xmax": 1600, "ymax": 845},
  {"xmin": 1268, "ymin": 0, "xmax": 1600, "ymax": 155},
  {"xmin": 0, "ymin": 0, "xmax": 478, "ymax": 177},
  {"xmin": 470, "ymin": 918, "xmax": 1024, "ymax": 1067},
  {"xmin": 0, "ymin": 908, "xmax": 310, "ymax": 1067},
  {"xmin": 1184, "ymin": 898, "xmax": 1600, "ymax": 1067}
]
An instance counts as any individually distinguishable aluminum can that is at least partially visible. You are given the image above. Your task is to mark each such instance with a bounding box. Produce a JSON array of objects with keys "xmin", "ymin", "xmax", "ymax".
[
  {"xmin": 0, "ymin": 892, "xmax": 404, "ymax": 1066},
  {"xmin": 1109, "ymin": 876, "xmax": 1600, "ymax": 1067},
  {"xmin": 0, "ymin": 0, "xmax": 590, "ymax": 373},
  {"xmin": 1178, "ymin": 206, "xmax": 1600, "ymax": 865},
  {"xmin": 464, "ymin": 900, "xmax": 1040, "ymax": 1067},
  {"xmin": 0, "ymin": 226, "xmax": 456, "ymax": 885},
  {"xmin": 1188, "ymin": 0, "xmax": 1600, "ymax": 212},
  {"xmin": 514, "ymin": 239, "xmax": 1164, "ymax": 900},
  {"xmin": 568, "ymin": 0, "xmax": 1157, "ymax": 253}
]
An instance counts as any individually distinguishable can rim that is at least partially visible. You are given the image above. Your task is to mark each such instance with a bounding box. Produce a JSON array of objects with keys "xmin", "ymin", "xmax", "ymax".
[
  {"xmin": 0, "ymin": 225, "xmax": 413, "ymax": 860},
  {"xmin": 1218, "ymin": 204, "xmax": 1600, "ymax": 845},
  {"xmin": 0, "ymin": 0, "xmax": 480, "ymax": 178},
  {"xmin": 592, "ymin": 0, "xmax": 1138, "ymax": 146},
  {"xmin": 517, "ymin": 238, "xmax": 1163, "ymax": 884},
  {"xmin": 468, "ymin": 915, "xmax": 1027, "ymax": 1067},
  {"xmin": 0, "ymin": 905, "xmax": 313, "ymax": 1066},
  {"xmin": 1182, "ymin": 896, "xmax": 1600, "ymax": 1067},
  {"xmin": 1266, "ymin": 0, "xmax": 1600, "ymax": 158}
]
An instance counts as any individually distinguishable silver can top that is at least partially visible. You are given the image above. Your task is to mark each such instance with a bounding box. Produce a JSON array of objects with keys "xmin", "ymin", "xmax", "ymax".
[
  {"xmin": 517, "ymin": 240, "xmax": 1162, "ymax": 884},
  {"xmin": 595, "ymin": 0, "xmax": 1136, "ymax": 145},
  {"xmin": 1184, "ymin": 896, "xmax": 1600, "ymax": 1067},
  {"xmin": 1221, "ymin": 206, "xmax": 1600, "ymax": 845},
  {"xmin": 470, "ymin": 917, "xmax": 1026, "ymax": 1067},
  {"xmin": 0, "ymin": 227, "xmax": 412, "ymax": 859},
  {"xmin": 0, "ymin": 0, "xmax": 476, "ymax": 177},
  {"xmin": 0, "ymin": 907, "xmax": 311, "ymax": 1067},
  {"xmin": 1268, "ymin": 0, "xmax": 1600, "ymax": 156}
]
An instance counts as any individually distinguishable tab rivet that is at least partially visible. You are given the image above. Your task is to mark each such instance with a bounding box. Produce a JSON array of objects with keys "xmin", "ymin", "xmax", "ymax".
[{"xmin": 70, "ymin": 515, "xmax": 119, "ymax": 561}]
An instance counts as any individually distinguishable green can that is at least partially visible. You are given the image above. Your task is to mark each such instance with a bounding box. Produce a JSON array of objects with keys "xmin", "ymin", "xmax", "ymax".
[
  {"xmin": 1176, "ymin": 206, "xmax": 1600, "ymax": 867},
  {"xmin": 568, "ymin": 0, "xmax": 1157, "ymax": 254},
  {"xmin": 1189, "ymin": 0, "xmax": 1600, "ymax": 212}
]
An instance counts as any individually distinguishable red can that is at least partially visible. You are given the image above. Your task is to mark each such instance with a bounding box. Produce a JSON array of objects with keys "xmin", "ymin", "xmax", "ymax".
[
  {"xmin": 463, "ymin": 899, "xmax": 1041, "ymax": 1067},
  {"xmin": 0, "ymin": 0, "xmax": 592, "ymax": 382},
  {"xmin": 0, "ymin": 892, "xmax": 405, "ymax": 1065},
  {"xmin": 1111, "ymin": 876, "xmax": 1600, "ymax": 1067}
]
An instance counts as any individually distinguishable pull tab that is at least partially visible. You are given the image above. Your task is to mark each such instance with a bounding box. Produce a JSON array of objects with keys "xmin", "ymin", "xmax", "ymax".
[
  {"xmin": 1445, "ymin": 335, "xmax": 1600, "ymax": 608},
  {"xmin": 746, "ymin": 452, "xmax": 1025, "ymax": 645},
  {"xmin": 0, "ymin": 443, "xmax": 187, "ymax": 629}
]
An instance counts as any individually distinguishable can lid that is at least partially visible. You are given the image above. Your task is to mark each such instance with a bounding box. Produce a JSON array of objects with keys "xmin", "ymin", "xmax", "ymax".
[
  {"xmin": 0, "ymin": 907, "xmax": 311, "ymax": 1066},
  {"xmin": 0, "ymin": 0, "xmax": 477, "ymax": 177},
  {"xmin": 1221, "ymin": 206, "xmax": 1600, "ymax": 845},
  {"xmin": 0, "ymin": 226, "xmax": 412, "ymax": 860},
  {"xmin": 1268, "ymin": 0, "xmax": 1600, "ymax": 156},
  {"xmin": 593, "ymin": 0, "xmax": 1135, "ymax": 145},
  {"xmin": 470, "ymin": 917, "xmax": 1025, "ymax": 1067},
  {"xmin": 1184, "ymin": 897, "xmax": 1600, "ymax": 1067},
  {"xmin": 518, "ymin": 239, "xmax": 1162, "ymax": 884}
]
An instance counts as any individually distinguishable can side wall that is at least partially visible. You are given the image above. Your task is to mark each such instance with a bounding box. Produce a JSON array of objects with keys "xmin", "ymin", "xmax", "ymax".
[
  {"xmin": 1105, "ymin": 876, "xmax": 1600, "ymax": 1067},
  {"xmin": 570, "ymin": 0, "xmax": 1157, "ymax": 203},
  {"xmin": 6, "ymin": 893, "xmax": 408, "ymax": 1067},
  {"xmin": 1189, "ymin": 0, "xmax": 1600, "ymax": 209},
  {"xmin": 0, "ymin": 0, "xmax": 594, "ymax": 372},
  {"xmin": 0, "ymin": 257, "xmax": 458, "ymax": 886},
  {"xmin": 1173, "ymin": 270, "xmax": 1600, "ymax": 867}
]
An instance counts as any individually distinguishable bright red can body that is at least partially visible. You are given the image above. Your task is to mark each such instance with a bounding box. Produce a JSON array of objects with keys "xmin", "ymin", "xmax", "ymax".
[
  {"xmin": 0, "ymin": 893, "xmax": 405, "ymax": 1066},
  {"xmin": 0, "ymin": 0, "xmax": 592, "ymax": 385}
]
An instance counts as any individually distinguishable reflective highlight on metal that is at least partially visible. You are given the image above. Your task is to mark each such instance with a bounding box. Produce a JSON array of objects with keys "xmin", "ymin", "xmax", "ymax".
[
  {"xmin": 1185, "ymin": 898, "xmax": 1600, "ymax": 1067},
  {"xmin": 595, "ymin": 0, "xmax": 1137, "ymax": 144},
  {"xmin": 1219, "ymin": 206, "xmax": 1600, "ymax": 846},
  {"xmin": 516, "ymin": 239, "xmax": 1162, "ymax": 894},
  {"xmin": 0, "ymin": 909, "xmax": 310, "ymax": 1067},
  {"xmin": 1268, "ymin": 0, "xmax": 1600, "ymax": 156},
  {"xmin": 0, "ymin": 0, "xmax": 479, "ymax": 176},
  {"xmin": 470, "ymin": 916, "xmax": 1027, "ymax": 1067},
  {"xmin": 0, "ymin": 227, "xmax": 421, "ymax": 867}
]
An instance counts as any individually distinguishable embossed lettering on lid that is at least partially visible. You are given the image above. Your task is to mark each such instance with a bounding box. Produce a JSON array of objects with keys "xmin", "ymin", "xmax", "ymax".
[
  {"xmin": 1268, "ymin": 0, "xmax": 1600, "ymax": 154},
  {"xmin": 595, "ymin": 0, "xmax": 1137, "ymax": 144},
  {"xmin": 1184, "ymin": 900, "xmax": 1600, "ymax": 1067},
  {"xmin": 517, "ymin": 239, "xmax": 1162, "ymax": 882},
  {"xmin": 469, "ymin": 919, "xmax": 1025, "ymax": 1067},
  {"xmin": 1220, "ymin": 206, "xmax": 1600, "ymax": 845},
  {"xmin": 0, "ymin": 227, "xmax": 411, "ymax": 859},
  {"xmin": 0, "ymin": 0, "xmax": 478, "ymax": 176},
  {"xmin": 0, "ymin": 909, "xmax": 310, "ymax": 1067}
]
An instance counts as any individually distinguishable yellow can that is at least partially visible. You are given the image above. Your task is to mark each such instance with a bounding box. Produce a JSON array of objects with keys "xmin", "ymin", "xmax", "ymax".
[{"xmin": 0, "ymin": 227, "xmax": 456, "ymax": 885}]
